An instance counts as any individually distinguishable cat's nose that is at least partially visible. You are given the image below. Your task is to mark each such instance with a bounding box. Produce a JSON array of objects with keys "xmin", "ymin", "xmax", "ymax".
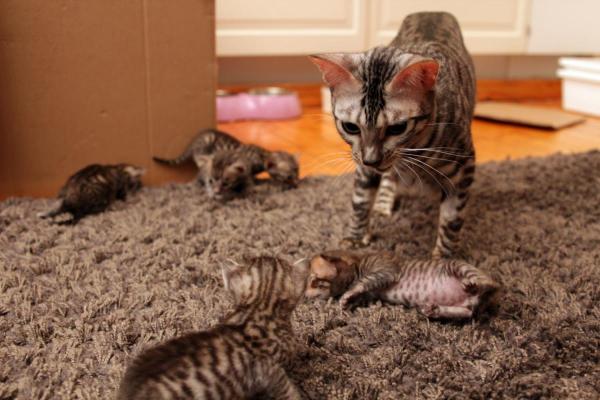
[{"xmin": 362, "ymin": 147, "xmax": 382, "ymax": 166}]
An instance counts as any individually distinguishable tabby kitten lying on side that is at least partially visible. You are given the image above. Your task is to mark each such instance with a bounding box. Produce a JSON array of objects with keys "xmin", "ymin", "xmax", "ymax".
[
  {"xmin": 118, "ymin": 256, "xmax": 310, "ymax": 400},
  {"xmin": 153, "ymin": 128, "xmax": 300, "ymax": 197},
  {"xmin": 37, "ymin": 163, "xmax": 144, "ymax": 225},
  {"xmin": 306, "ymin": 250, "xmax": 498, "ymax": 319},
  {"xmin": 310, "ymin": 12, "xmax": 476, "ymax": 257}
]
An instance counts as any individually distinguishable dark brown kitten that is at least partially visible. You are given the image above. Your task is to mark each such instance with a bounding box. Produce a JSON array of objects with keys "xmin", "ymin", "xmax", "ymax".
[
  {"xmin": 117, "ymin": 256, "xmax": 310, "ymax": 400},
  {"xmin": 306, "ymin": 250, "xmax": 499, "ymax": 319},
  {"xmin": 37, "ymin": 163, "xmax": 144, "ymax": 224}
]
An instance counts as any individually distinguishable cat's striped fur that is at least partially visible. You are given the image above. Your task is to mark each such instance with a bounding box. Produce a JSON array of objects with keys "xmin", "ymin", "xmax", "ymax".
[
  {"xmin": 306, "ymin": 250, "xmax": 499, "ymax": 319},
  {"xmin": 118, "ymin": 256, "xmax": 310, "ymax": 400},
  {"xmin": 37, "ymin": 163, "xmax": 144, "ymax": 224},
  {"xmin": 311, "ymin": 12, "xmax": 476, "ymax": 257}
]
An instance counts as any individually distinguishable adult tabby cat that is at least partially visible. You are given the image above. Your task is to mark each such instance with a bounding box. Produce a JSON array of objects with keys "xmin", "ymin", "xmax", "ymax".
[
  {"xmin": 310, "ymin": 12, "xmax": 476, "ymax": 257},
  {"xmin": 117, "ymin": 256, "xmax": 309, "ymax": 400}
]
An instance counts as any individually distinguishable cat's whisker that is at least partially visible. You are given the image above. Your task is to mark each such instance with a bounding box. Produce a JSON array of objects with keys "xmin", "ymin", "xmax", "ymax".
[
  {"xmin": 403, "ymin": 156, "xmax": 454, "ymax": 197},
  {"xmin": 393, "ymin": 150, "xmax": 460, "ymax": 165},
  {"xmin": 390, "ymin": 164, "xmax": 409, "ymax": 187},
  {"xmin": 405, "ymin": 155, "xmax": 456, "ymax": 191},
  {"xmin": 400, "ymin": 147, "xmax": 471, "ymax": 158},
  {"xmin": 301, "ymin": 157, "xmax": 354, "ymax": 174},
  {"xmin": 402, "ymin": 157, "xmax": 447, "ymax": 197},
  {"xmin": 396, "ymin": 160, "xmax": 424, "ymax": 192}
]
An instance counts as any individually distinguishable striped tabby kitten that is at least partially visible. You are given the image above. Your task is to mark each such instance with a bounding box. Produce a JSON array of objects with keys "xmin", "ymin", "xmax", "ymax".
[
  {"xmin": 118, "ymin": 256, "xmax": 310, "ymax": 400},
  {"xmin": 154, "ymin": 129, "xmax": 300, "ymax": 192},
  {"xmin": 152, "ymin": 128, "xmax": 241, "ymax": 184},
  {"xmin": 310, "ymin": 12, "xmax": 476, "ymax": 257},
  {"xmin": 306, "ymin": 250, "xmax": 498, "ymax": 319},
  {"xmin": 37, "ymin": 163, "xmax": 144, "ymax": 225}
]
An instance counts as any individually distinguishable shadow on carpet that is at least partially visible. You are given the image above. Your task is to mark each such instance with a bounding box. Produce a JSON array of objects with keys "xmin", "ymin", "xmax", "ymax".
[{"xmin": 1, "ymin": 151, "xmax": 599, "ymax": 399}]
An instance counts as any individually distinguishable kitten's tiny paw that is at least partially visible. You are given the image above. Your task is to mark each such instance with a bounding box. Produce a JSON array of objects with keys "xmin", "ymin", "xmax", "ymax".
[
  {"xmin": 340, "ymin": 234, "xmax": 371, "ymax": 249},
  {"xmin": 339, "ymin": 291, "xmax": 359, "ymax": 310},
  {"xmin": 431, "ymin": 246, "xmax": 454, "ymax": 259},
  {"xmin": 462, "ymin": 281, "xmax": 480, "ymax": 295},
  {"xmin": 419, "ymin": 304, "xmax": 440, "ymax": 318},
  {"xmin": 372, "ymin": 204, "xmax": 393, "ymax": 217}
]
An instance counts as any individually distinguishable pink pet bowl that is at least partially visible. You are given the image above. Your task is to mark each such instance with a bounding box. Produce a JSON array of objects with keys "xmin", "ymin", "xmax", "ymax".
[{"xmin": 217, "ymin": 87, "xmax": 302, "ymax": 122}]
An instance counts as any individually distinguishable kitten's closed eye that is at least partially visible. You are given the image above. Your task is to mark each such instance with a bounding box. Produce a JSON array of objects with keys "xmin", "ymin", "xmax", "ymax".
[{"xmin": 311, "ymin": 279, "xmax": 331, "ymax": 289}]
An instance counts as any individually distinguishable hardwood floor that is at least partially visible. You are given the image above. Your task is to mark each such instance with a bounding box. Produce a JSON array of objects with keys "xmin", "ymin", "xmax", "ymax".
[{"xmin": 219, "ymin": 81, "xmax": 600, "ymax": 176}]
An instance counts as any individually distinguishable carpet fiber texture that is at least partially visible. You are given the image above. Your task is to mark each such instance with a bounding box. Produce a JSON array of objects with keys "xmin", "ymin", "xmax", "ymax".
[{"xmin": 1, "ymin": 152, "xmax": 599, "ymax": 399}]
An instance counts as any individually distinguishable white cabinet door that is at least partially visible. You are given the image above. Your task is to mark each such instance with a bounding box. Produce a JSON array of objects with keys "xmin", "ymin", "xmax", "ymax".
[
  {"xmin": 369, "ymin": 0, "xmax": 531, "ymax": 54},
  {"xmin": 216, "ymin": 0, "xmax": 367, "ymax": 56},
  {"xmin": 528, "ymin": 0, "xmax": 600, "ymax": 54}
]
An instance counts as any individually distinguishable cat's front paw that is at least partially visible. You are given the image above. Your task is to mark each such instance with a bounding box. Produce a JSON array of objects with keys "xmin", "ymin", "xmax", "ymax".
[
  {"xmin": 339, "ymin": 234, "xmax": 371, "ymax": 249},
  {"xmin": 339, "ymin": 290, "xmax": 361, "ymax": 310},
  {"xmin": 372, "ymin": 202, "xmax": 393, "ymax": 217}
]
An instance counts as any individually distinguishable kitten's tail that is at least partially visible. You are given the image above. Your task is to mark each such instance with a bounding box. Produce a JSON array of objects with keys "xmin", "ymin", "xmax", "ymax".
[
  {"xmin": 152, "ymin": 146, "xmax": 193, "ymax": 166},
  {"xmin": 37, "ymin": 200, "xmax": 65, "ymax": 219}
]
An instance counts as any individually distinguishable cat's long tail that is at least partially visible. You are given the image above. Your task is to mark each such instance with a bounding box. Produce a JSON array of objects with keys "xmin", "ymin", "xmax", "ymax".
[{"xmin": 152, "ymin": 146, "xmax": 193, "ymax": 166}]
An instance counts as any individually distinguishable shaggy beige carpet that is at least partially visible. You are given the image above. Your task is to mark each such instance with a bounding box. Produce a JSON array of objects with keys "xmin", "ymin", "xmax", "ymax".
[{"xmin": 1, "ymin": 152, "xmax": 599, "ymax": 399}]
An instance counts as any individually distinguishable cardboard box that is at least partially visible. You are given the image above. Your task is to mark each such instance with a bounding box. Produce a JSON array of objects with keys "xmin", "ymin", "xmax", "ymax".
[{"xmin": 0, "ymin": 0, "xmax": 216, "ymax": 198}]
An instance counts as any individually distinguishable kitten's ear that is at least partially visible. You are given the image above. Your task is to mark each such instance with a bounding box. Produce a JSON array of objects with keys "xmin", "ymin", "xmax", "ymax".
[
  {"xmin": 221, "ymin": 259, "xmax": 241, "ymax": 291},
  {"xmin": 309, "ymin": 54, "xmax": 360, "ymax": 92},
  {"xmin": 388, "ymin": 59, "xmax": 439, "ymax": 92},
  {"xmin": 310, "ymin": 255, "xmax": 338, "ymax": 279}
]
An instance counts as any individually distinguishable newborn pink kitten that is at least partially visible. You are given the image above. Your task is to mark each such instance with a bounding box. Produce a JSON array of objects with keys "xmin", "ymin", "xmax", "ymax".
[{"xmin": 306, "ymin": 250, "xmax": 499, "ymax": 319}]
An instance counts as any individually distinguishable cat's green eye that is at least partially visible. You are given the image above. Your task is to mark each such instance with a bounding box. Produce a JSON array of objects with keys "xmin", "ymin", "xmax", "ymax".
[
  {"xmin": 341, "ymin": 121, "xmax": 360, "ymax": 135},
  {"xmin": 386, "ymin": 121, "xmax": 408, "ymax": 136}
]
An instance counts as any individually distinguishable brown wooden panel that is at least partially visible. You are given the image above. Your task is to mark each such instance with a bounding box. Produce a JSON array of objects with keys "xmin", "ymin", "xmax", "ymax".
[{"xmin": 0, "ymin": 0, "xmax": 215, "ymax": 198}]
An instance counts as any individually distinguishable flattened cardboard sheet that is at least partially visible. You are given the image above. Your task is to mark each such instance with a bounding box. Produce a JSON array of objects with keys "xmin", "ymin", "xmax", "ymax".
[{"xmin": 474, "ymin": 101, "xmax": 585, "ymax": 130}]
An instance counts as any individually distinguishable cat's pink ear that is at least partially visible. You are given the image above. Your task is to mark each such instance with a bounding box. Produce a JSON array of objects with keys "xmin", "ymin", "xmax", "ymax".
[
  {"xmin": 389, "ymin": 60, "xmax": 439, "ymax": 92},
  {"xmin": 309, "ymin": 54, "xmax": 359, "ymax": 90}
]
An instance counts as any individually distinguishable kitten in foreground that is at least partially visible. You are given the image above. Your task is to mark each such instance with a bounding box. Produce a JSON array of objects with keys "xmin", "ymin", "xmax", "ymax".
[
  {"xmin": 117, "ymin": 256, "xmax": 310, "ymax": 400},
  {"xmin": 153, "ymin": 128, "xmax": 299, "ymax": 198},
  {"xmin": 37, "ymin": 163, "xmax": 144, "ymax": 225},
  {"xmin": 306, "ymin": 250, "xmax": 499, "ymax": 319}
]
